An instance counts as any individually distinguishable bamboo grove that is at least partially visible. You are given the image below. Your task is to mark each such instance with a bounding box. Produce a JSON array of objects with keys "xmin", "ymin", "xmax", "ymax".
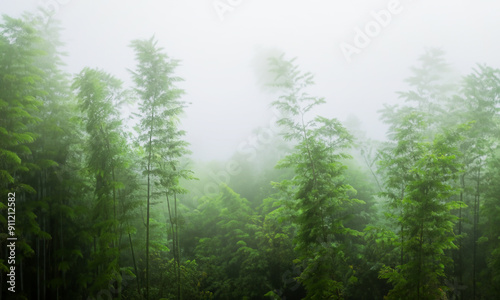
[{"xmin": 1, "ymin": 12, "xmax": 500, "ymax": 300}]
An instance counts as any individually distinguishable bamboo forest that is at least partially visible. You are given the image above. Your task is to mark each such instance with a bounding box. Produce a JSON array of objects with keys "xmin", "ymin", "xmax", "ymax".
[{"xmin": 1, "ymin": 2, "xmax": 500, "ymax": 300}]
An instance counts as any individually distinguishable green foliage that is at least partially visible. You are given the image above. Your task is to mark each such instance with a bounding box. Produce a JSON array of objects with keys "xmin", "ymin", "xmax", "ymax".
[
  {"xmin": 72, "ymin": 67, "xmax": 128, "ymax": 296},
  {"xmin": 186, "ymin": 185, "xmax": 267, "ymax": 299},
  {"xmin": 480, "ymin": 149, "xmax": 500, "ymax": 297},
  {"xmin": 1, "ymin": 11, "xmax": 499, "ymax": 300},
  {"xmin": 379, "ymin": 113, "xmax": 465, "ymax": 299},
  {"xmin": 268, "ymin": 54, "xmax": 364, "ymax": 299},
  {"xmin": 0, "ymin": 14, "xmax": 42, "ymax": 192},
  {"xmin": 129, "ymin": 35, "xmax": 190, "ymax": 300}
]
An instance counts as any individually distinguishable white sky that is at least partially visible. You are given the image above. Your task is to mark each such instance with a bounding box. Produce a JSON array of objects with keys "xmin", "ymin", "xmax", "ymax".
[{"xmin": 1, "ymin": 0, "xmax": 499, "ymax": 160}]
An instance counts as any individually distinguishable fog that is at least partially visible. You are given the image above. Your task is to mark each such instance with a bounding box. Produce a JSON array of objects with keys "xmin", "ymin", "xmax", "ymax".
[
  {"xmin": 3, "ymin": 2, "xmax": 500, "ymax": 299},
  {"xmin": 2, "ymin": 0, "xmax": 499, "ymax": 160}
]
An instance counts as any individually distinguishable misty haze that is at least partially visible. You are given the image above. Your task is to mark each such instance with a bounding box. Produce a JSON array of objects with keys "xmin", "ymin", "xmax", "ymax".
[{"xmin": 1, "ymin": 1, "xmax": 499, "ymax": 299}]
